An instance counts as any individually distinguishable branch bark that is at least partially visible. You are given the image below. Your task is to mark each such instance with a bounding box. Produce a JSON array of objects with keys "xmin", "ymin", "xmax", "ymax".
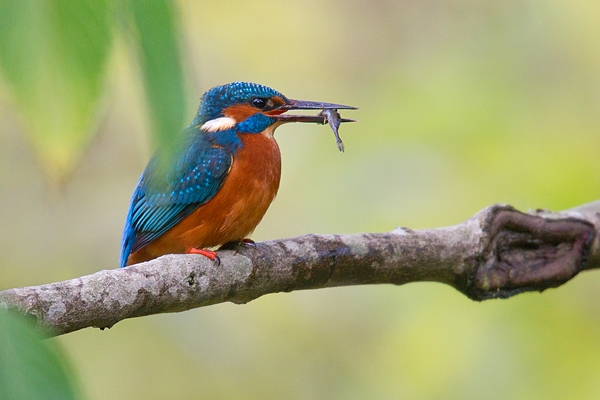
[{"xmin": 1, "ymin": 201, "xmax": 599, "ymax": 337}]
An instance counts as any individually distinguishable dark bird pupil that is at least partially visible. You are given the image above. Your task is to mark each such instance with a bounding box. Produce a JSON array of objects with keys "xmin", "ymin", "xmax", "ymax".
[{"xmin": 252, "ymin": 98, "xmax": 267, "ymax": 109}]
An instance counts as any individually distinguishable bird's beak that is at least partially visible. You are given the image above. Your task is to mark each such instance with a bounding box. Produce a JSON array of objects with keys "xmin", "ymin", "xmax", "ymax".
[{"xmin": 270, "ymin": 99, "xmax": 357, "ymax": 124}]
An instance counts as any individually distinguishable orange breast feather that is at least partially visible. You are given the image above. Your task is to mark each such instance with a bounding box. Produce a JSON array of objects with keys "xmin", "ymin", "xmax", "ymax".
[{"xmin": 127, "ymin": 130, "xmax": 282, "ymax": 266}]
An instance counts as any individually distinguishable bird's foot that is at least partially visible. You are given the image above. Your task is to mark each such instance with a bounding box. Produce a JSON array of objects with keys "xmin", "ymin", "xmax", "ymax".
[
  {"xmin": 187, "ymin": 248, "xmax": 220, "ymax": 266},
  {"xmin": 219, "ymin": 238, "xmax": 257, "ymax": 252},
  {"xmin": 241, "ymin": 238, "xmax": 257, "ymax": 248}
]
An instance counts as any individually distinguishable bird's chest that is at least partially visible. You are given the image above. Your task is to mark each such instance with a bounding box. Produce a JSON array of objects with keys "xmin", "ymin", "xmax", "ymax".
[
  {"xmin": 202, "ymin": 130, "xmax": 282, "ymax": 238},
  {"xmin": 229, "ymin": 131, "xmax": 282, "ymax": 202},
  {"xmin": 171, "ymin": 129, "xmax": 282, "ymax": 247}
]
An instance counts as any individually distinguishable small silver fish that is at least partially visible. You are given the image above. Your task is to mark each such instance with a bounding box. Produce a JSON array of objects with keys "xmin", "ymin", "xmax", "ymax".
[
  {"xmin": 277, "ymin": 104, "xmax": 356, "ymax": 151},
  {"xmin": 318, "ymin": 108, "xmax": 353, "ymax": 152}
]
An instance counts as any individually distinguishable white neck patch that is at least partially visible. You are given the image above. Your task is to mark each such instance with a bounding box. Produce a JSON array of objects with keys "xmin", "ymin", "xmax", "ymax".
[{"xmin": 200, "ymin": 116, "xmax": 237, "ymax": 133}]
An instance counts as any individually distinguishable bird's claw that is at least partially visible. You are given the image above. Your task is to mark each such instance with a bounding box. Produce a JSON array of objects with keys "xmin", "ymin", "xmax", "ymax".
[
  {"xmin": 188, "ymin": 248, "xmax": 220, "ymax": 266},
  {"xmin": 218, "ymin": 238, "xmax": 257, "ymax": 254}
]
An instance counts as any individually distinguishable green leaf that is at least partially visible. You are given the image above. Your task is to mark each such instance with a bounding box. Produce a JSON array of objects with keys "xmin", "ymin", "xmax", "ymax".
[
  {"xmin": 128, "ymin": 0, "xmax": 187, "ymax": 156},
  {"xmin": 0, "ymin": 0, "xmax": 112, "ymax": 183},
  {"xmin": 0, "ymin": 310, "xmax": 81, "ymax": 400}
]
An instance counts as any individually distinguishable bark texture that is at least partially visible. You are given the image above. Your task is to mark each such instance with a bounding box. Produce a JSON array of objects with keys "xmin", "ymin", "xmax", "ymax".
[{"xmin": 1, "ymin": 201, "xmax": 599, "ymax": 336}]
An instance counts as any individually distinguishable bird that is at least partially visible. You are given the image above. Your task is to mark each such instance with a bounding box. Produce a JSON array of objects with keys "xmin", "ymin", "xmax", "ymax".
[{"xmin": 120, "ymin": 82, "xmax": 356, "ymax": 268}]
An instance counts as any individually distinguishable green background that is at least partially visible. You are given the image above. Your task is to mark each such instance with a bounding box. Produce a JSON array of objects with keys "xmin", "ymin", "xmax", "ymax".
[{"xmin": 1, "ymin": 0, "xmax": 600, "ymax": 398}]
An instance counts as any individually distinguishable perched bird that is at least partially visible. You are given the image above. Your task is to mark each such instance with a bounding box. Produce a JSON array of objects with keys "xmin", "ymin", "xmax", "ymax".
[{"xmin": 120, "ymin": 82, "xmax": 355, "ymax": 268}]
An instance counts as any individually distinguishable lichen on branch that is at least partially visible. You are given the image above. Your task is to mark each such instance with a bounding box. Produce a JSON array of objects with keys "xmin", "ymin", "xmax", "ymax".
[{"xmin": 1, "ymin": 201, "xmax": 599, "ymax": 337}]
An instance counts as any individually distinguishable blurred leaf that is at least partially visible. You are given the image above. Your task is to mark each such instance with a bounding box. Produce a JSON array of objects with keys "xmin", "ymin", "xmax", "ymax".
[
  {"xmin": 128, "ymin": 0, "xmax": 187, "ymax": 156},
  {"xmin": 0, "ymin": 0, "xmax": 111, "ymax": 183},
  {"xmin": 0, "ymin": 310, "xmax": 81, "ymax": 400}
]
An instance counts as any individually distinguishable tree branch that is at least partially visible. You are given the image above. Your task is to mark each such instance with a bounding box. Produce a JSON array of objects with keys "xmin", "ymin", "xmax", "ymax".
[{"xmin": 1, "ymin": 201, "xmax": 599, "ymax": 336}]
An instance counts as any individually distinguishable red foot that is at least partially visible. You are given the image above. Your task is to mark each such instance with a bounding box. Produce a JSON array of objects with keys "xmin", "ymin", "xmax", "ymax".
[
  {"xmin": 188, "ymin": 248, "xmax": 220, "ymax": 265},
  {"xmin": 218, "ymin": 238, "xmax": 258, "ymax": 251}
]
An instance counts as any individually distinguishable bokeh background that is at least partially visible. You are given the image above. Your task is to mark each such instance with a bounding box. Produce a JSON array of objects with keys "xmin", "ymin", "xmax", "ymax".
[{"xmin": 2, "ymin": 0, "xmax": 600, "ymax": 398}]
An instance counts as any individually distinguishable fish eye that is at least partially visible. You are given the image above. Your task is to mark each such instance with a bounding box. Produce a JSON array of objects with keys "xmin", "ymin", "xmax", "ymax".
[{"xmin": 252, "ymin": 98, "xmax": 267, "ymax": 109}]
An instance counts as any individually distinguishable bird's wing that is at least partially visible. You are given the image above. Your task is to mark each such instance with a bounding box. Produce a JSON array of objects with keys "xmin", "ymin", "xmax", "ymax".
[{"xmin": 120, "ymin": 129, "xmax": 232, "ymax": 267}]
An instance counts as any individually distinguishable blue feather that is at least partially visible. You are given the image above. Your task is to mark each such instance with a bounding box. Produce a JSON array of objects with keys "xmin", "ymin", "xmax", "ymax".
[
  {"xmin": 120, "ymin": 82, "xmax": 286, "ymax": 268},
  {"xmin": 120, "ymin": 126, "xmax": 234, "ymax": 267},
  {"xmin": 192, "ymin": 82, "xmax": 287, "ymax": 125}
]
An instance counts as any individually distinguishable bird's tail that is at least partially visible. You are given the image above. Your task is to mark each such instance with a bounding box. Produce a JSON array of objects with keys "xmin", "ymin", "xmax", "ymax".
[{"xmin": 120, "ymin": 178, "xmax": 143, "ymax": 268}]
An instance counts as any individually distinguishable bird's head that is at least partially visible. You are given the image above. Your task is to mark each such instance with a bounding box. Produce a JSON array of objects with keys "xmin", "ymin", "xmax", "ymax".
[{"xmin": 193, "ymin": 82, "xmax": 355, "ymax": 135}]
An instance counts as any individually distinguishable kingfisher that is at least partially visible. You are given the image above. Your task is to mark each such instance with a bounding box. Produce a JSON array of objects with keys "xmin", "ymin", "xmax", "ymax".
[{"xmin": 120, "ymin": 82, "xmax": 356, "ymax": 268}]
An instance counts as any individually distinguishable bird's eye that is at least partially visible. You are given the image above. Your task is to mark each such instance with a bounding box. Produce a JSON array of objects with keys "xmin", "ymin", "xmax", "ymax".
[{"xmin": 252, "ymin": 98, "xmax": 267, "ymax": 109}]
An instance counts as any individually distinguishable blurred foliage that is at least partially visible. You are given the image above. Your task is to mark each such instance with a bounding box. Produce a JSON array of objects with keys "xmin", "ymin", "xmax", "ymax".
[
  {"xmin": 0, "ymin": 0, "xmax": 186, "ymax": 183},
  {"xmin": 1, "ymin": 0, "xmax": 600, "ymax": 399},
  {"xmin": 0, "ymin": 0, "xmax": 112, "ymax": 184},
  {"xmin": 0, "ymin": 310, "xmax": 80, "ymax": 400},
  {"xmin": 127, "ymin": 0, "xmax": 187, "ymax": 159}
]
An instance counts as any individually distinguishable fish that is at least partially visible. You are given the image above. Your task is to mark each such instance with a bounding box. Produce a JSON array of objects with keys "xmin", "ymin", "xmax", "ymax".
[{"xmin": 318, "ymin": 108, "xmax": 355, "ymax": 152}]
